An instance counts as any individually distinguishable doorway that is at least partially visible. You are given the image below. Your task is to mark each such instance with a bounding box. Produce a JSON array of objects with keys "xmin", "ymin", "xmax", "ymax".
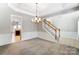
[{"xmin": 11, "ymin": 15, "xmax": 23, "ymax": 42}]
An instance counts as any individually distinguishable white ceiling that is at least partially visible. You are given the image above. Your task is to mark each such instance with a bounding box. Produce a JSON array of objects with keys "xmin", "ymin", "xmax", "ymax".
[{"xmin": 8, "ymin": 3, "xmax": 79, "ymax": 17}]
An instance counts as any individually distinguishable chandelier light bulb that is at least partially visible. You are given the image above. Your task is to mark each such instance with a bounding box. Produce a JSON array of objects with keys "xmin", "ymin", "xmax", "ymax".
[{"xmin": 35, "ymin": 17, "xmax": 38, "ymax": 21}]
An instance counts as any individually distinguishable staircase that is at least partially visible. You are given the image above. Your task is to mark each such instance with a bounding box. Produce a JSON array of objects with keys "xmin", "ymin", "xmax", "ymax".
[
  {"xmin": 32, "ymin": 18, "xmax": 60, "ymax": 41},
  {"xmin": 42, "ymin": 19, "xmax": 60, "ymax": 41}
]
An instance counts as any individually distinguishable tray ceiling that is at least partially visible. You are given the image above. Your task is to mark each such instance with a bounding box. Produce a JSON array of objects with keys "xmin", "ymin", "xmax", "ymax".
[{"xmin": 8, "ymin": 3, "xmax": 79, "ymax": 17}]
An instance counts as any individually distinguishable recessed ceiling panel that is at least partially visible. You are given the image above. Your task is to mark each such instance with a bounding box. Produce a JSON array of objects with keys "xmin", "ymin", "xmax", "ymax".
[{"xmin": 8, "ymin": 3, "xmax": 79, "ymax": 17}]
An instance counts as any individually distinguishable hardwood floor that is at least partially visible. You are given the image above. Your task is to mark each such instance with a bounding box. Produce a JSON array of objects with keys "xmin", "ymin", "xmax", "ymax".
[{"xmin": 0, "ymin": 38, "xmax": 78, "ymax": 55}]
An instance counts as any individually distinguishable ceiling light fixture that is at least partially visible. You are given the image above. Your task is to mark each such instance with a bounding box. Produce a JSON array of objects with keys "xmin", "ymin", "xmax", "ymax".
[{"xmin": 32, "ymin": 3, "xmax": 42, "ymax": 23}]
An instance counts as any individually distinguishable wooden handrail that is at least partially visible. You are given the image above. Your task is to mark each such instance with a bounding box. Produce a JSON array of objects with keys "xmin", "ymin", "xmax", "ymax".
[
  {"xmin": 44, "ymin": 20, "xmax": 56, "ymax": 31},
  {"xmin": 43, "ymin": 19, "xmax": 60, "ymax": 40},
  {"xmin": 43, "ymin": 19, "xmax": 60, "ymax": 31}
]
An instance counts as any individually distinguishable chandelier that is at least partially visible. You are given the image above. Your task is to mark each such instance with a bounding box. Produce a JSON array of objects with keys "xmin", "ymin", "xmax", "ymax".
[{"xmin": 32, "ymin": 3, "xmax": 42, "ymax": 23}]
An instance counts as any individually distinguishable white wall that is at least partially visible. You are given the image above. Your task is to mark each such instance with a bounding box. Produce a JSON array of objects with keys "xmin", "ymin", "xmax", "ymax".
[
  {"xmin": 0, "ymin": 33, "xmax": 11, "ymax": 46},
  {"xmin": 0, "ymin": 3, "xmax": 37, "ymax": 34},
  {"xmin": 45, "ymin": 11, "xmax": 79, "ymax": 39},
  {"xmin": 36, "ymin": 11, "xmax": 78, "ymax": 39},
  {"xmin": 78, "ymin": 20, "xmax": 79, "ymax": 35},
  {"xmin": 0, "ymin": 3, "xmax": 38, "ymax": 46},
  {"xmin": 47, "ymin": 11, "xmax": 79, "ymax": 32}
]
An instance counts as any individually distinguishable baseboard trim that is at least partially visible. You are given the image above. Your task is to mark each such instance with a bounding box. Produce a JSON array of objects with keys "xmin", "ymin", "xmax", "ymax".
[{"xmin": 0, "ymin": 31, "xmax": 79, "ymax": 49}]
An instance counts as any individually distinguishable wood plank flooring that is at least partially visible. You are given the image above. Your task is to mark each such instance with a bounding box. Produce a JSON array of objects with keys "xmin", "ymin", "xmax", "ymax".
[{"xmin": 0, "ymin": 38, "xmax": 78, "ymax": 55}]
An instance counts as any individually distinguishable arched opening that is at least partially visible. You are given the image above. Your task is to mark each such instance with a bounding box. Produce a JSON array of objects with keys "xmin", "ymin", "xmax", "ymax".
[{"xmin": 11, "ymin": 15, "xmax": 22, "ymax": 42}]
